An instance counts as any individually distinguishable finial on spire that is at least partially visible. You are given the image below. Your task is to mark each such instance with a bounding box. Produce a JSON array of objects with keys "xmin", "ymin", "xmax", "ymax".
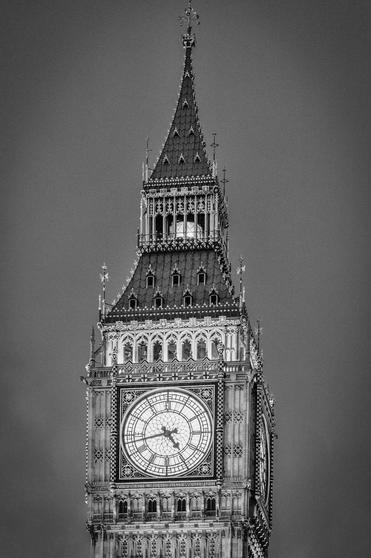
[
  {"xmin": 211, "ymin": 133, "xmax": 219, "ymax": 177},
  {"xmin": 221, "ymin": 167, "xmax": 229, "ymax": 196},
  {"xmin": 99, "ymin": 262, "xmax": 109, "ymax": 318},
  {"xmin": 89, "ymin": 326, "xmax": 96, "ymax": 367},
  {"xmin": 236, "ymin": 256, "xmax": 246, "ymax": 308},
  {"xmin": 144, "ymin": 137, "xmax": 152, "ymax": 182},
  {"xmin": 180, "ymin": 0, "xmax": 200, "ymax": 49}
]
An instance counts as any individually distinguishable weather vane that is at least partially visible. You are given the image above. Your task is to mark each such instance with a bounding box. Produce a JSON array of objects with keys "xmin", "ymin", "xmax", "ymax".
[{"xmin": 179, "ymin": 0, "xmax": 200, "ymax": 48}]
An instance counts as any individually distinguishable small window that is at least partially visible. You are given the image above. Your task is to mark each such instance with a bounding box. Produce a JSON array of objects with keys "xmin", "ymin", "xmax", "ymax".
[
  {"xmin": 188, "ymin": 126, "xmax": 195, "ymax": 136},
  {"xmin": 129, "ymin": 295, "xmax": 137, "ymax": 310},
  {"xmin": 118, "ymin": 500, "xmax": 128, "ymax": 515},
  {"xmin": 197, "ymin": 270, "xmax": 206, "ymax": 285},
  {"xmin": 146, "ymin": 274, "xmax": 155, "ymax": 288},
  {"xmin": 206, "ymin": 497, "xmax": 216, "ymax": 515},
  {"xmin": 163, "ymin": 154, "xmax": 170, "ymax": 165},
  {"xmin": 194, "ymin": 152, "xmax": 201, "ymax": 163},
  {"xmin": 209, "ymin": 291, "xmax": 219, "ymax": 305},
  {"xmin": 182, "ymin": 99, "xmax": 189, "ymax": 109},
  {"xmin": 172, "ymin": 272, "xmax": 181, "ymax": 287},
  {"xmin": 154, "ymin": 295, "xmax": 163, "ymax": 308},
  {"xmin": 184, "ymin": 293, "xmax": 192, "ymax": 307},
  {"xmin": 178, "ymin": 154, "xmax": 185, "ymax": 164},
  {"xmin": 177, "ymin": 498, "xmax": 186, "ymax": 512},
  {"xmin": 173, "ymin": 128, "xmax": 180, "ymax": 138},
  {"xmin": 148, "ymin": 499, "xmax": 157, "ymax": 513}
]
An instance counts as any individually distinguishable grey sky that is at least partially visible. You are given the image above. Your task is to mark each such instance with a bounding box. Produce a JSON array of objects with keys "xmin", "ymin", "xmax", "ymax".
[{"xmin": 1, "ymin": 1, "xmax": 370, "ymax": 557}]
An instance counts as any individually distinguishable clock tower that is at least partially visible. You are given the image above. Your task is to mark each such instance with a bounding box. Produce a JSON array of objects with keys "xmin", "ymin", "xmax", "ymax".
[{"xmin": 82, "ymin": 3, "xmax": 276, "ymax": 557}]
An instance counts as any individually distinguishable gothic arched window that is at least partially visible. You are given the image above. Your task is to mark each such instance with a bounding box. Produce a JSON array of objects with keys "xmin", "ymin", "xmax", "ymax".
[
  {"xmin": 154, "ymin": 292, "xmax": 164, "ymax": 308},
  {"xmin": 182, "ymin": 339, "xmax": 192, "ymax": 360},
  {"xmin": 211, "ymin": 338, "xmax": 219, "ymax": 360},
  {"xmin": 197, "ymin": 268, "xmax": 206, "ymax": 285},
  {"xmin": 197, "ymin": 338, "xmax": 207, "ymax": 360},
  {"xmin": 183, "ymin": 290, "xmax": 193, "ymax": 307},
  {"xmin": 129, "ymin": 294, "xmax": 138, "ymax": 310},
  {"xmin": 146, "ymin": 273, "xmax": 155, "ymax": 288},
  {"xmin": 167, "ymin": 339, "xmax": 177, "ymax": 361},
  {"xmin": 138, "ymin": 341, "xmax": 147, "ymax": 362},
  {"xmin": 123, "ymin": 342, "xmax": 133, "ymax": 362},
  {"xmin": 155, "ymin": 214, "xmax": 163, "ymax": 239},
  {"xmin": 209, "ymin": 289, "xmax": 219, "ymax": 305},
  {"xmin": 153, "ymin": 340, "xmax": 163, "ymax": 361},
  {"xmin": 172, "ymin": 270, "xmax": 181, "ymax": 286}
]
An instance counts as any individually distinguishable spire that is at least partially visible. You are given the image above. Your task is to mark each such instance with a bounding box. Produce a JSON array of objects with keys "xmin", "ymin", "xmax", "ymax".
[{"xmin": 149, "ymin": 1, "xmax": 211, "ymax": 181}]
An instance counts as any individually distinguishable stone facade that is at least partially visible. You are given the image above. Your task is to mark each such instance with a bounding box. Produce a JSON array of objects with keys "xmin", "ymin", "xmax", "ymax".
[{"xmin": 82, "ymin": 4, "xmax": 276, "ymax": 557}]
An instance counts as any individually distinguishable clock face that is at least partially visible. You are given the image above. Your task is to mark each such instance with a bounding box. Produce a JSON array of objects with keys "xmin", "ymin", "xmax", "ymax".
[
  {"xmin": 121, "ymin": 388, "xmax": 213, "ymax": 477},
  {"xmin": 259, "ymin": 417, "xmax": 270, "ymax": 503}
]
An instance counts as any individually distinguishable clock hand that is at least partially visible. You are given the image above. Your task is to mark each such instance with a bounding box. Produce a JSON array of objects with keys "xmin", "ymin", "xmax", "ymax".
[
  {"xmin": 134, "ymin": 431, "xmax": 167, "ymax": 442},
  {"xmin": 167, "ymin": 432, "xmax": 180, "ymax": 449},
  {"xmin": 160, "ymin": 427, "xmax": 180, "ymax": 449}
]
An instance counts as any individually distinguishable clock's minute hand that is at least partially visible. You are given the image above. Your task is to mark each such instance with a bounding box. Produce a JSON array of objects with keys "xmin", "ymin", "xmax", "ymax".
[{"xmin": 133, "ymin": 431, "xmax": 167, "ymax": 442}]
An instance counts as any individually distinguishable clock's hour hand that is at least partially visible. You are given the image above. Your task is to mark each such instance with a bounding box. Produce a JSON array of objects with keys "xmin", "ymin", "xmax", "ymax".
[
  {"xmin": 161, "ymin": 427, "xmax": 180, "ymax": 449},
  {"xmin": 167, "ymin": 431, "xmax": 180, "ymax": 449}
]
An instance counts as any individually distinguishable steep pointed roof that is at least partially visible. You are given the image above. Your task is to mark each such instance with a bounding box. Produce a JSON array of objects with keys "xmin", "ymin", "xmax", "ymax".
[{"xmin": 150, "ymin": 44, "xmax": 212, "ymax": 180}]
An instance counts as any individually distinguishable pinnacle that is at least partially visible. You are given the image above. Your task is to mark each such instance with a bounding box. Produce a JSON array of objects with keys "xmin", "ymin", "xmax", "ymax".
[{"xmin": 149, "ymin": 47, "xmax": 212, "ymax": 181}]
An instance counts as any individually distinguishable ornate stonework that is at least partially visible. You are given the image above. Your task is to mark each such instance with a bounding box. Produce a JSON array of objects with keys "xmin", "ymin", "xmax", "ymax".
[{"xmin": 82, "ymin": 3, "xmax": 276, "ymax": 557}]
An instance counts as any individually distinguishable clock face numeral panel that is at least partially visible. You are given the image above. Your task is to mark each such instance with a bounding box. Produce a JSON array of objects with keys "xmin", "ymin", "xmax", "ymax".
[{"xmin": 117, "ymin": 385, "xmax": 216, "ymax": 481}]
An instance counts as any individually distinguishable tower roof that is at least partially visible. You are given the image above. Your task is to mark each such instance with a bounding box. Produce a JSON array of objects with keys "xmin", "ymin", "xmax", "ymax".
[
  {"xmin": 149, "ymin": 34, "xmax": 212, "ymax": 181},
  {"xmin": 105, "ymin": 248, "xmax": 237, "ymax": 323}
]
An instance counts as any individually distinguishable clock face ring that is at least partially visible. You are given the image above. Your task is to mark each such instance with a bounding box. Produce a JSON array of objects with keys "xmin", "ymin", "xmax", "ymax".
[
  {"xmin": 259, "ymin": 415, "xmax": 270, "ymax": 504},
  {"xmin": 120, "ymin": 388, "xmax": 213, "ymax": 477}
]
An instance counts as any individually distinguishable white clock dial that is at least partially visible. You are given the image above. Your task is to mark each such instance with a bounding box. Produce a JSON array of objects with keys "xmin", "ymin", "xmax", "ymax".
[{"xmin": 121, "ymin": 389, "xmax": 212, "ymax": 477}]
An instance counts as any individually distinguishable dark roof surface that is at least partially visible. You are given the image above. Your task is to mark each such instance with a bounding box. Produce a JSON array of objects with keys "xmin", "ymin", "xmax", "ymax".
[
  {"xmin": 109, "ymin": 249, "xmax": 236, "ymax": 316},
  {"xmin": 150, "ymin": 47, "xmax": 212, "ymax": 180}
]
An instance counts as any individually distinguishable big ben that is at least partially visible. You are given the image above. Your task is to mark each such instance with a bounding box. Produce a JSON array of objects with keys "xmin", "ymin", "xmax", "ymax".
[{"xmin": 82, "ymin": 2, "xmax": 276, "ymax": 556}]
